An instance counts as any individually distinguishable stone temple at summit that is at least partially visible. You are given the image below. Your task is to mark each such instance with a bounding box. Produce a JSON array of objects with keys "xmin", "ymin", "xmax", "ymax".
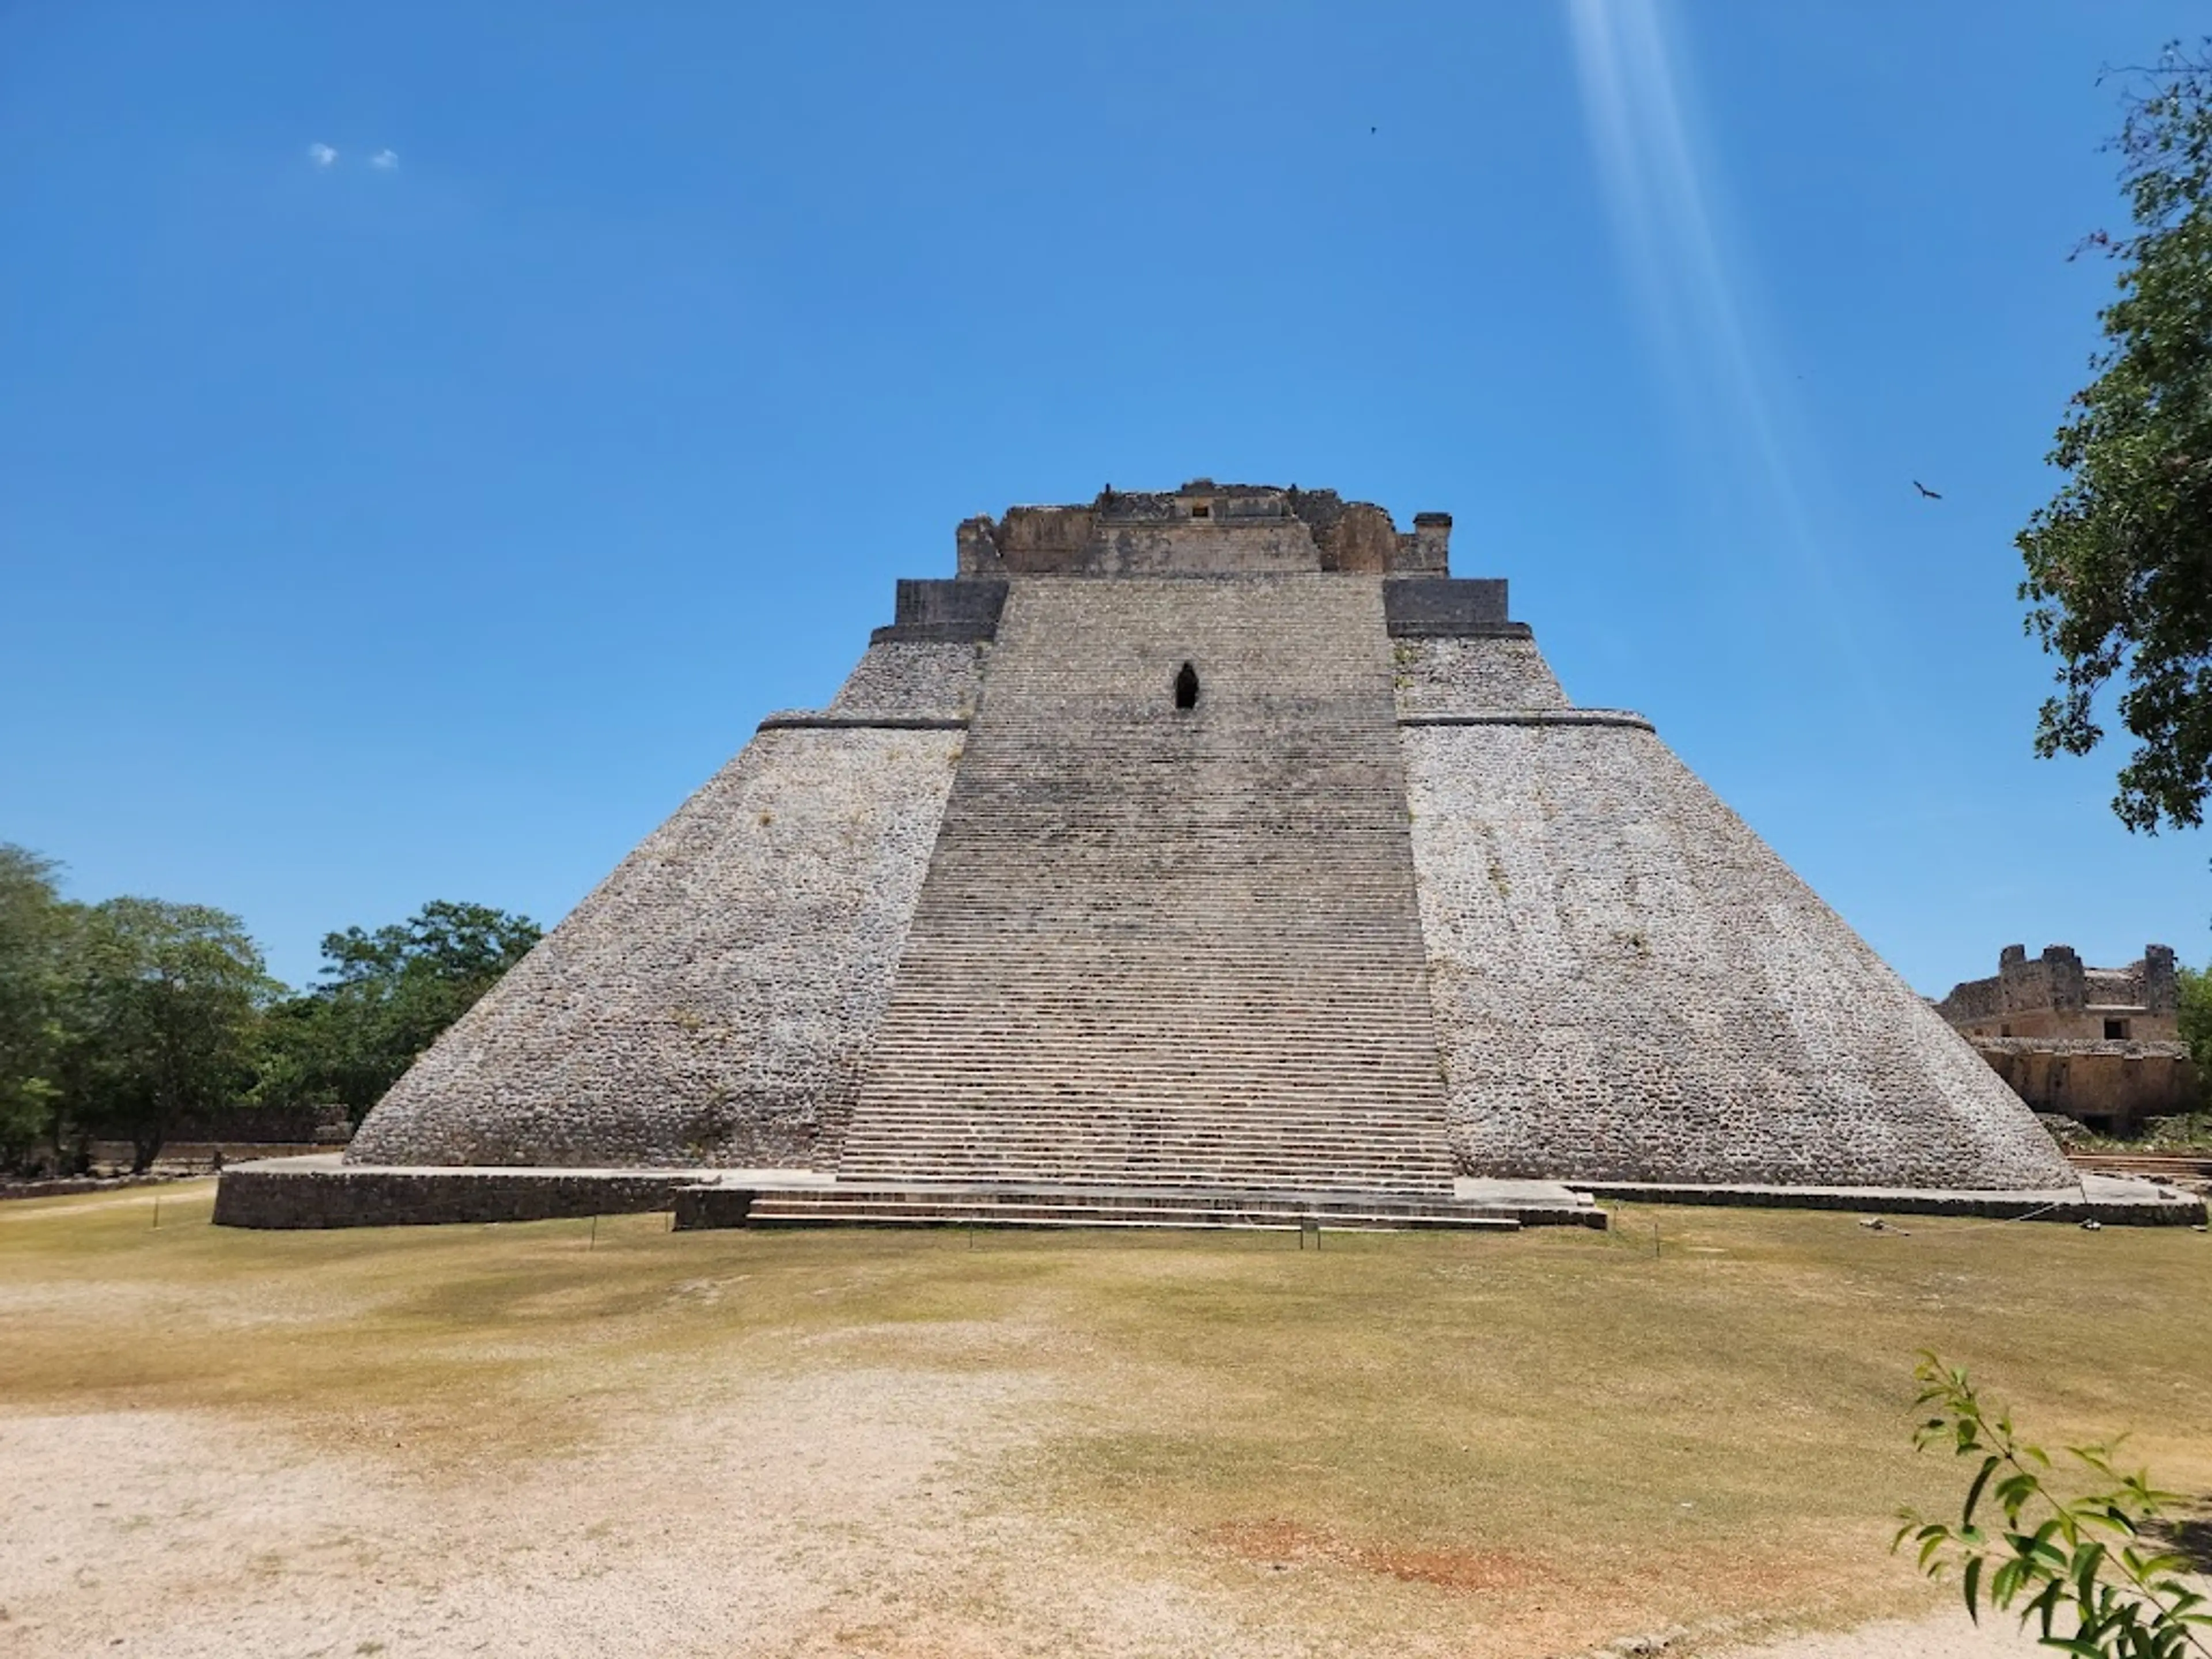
[{"xmin": 222, "ymin": 481, "xmax": 2107, "ymax": 1228}]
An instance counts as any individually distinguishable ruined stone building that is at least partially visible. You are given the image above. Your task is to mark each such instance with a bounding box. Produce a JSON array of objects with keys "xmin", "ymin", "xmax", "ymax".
[
  {"xmin": 223, "ymin": 482, "xmax": 2097, "ymax": 1227},
  {"xmin": 1937, "ymin": 945, "xmax": 2198, "ymax": 1131}
]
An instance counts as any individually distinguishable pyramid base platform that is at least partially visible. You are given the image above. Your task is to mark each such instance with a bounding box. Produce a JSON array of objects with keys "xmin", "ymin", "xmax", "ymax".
[
  {"xmin": 1562, "ymin": 1175, "xmax": 2205, "ymax": 1226},
  {"xmin": 209, "ymin": 1154, "xmax": 727, "ymax": 1229},
  {"xmin": 210, "ymin": 1156, "xmax": 2205, "ymax": 1230}
]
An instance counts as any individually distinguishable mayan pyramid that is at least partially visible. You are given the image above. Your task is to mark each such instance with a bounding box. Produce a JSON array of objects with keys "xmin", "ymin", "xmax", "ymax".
[{"xmin": 348, "ymin": 483, "xmax": 2070, "ymax": 1197}]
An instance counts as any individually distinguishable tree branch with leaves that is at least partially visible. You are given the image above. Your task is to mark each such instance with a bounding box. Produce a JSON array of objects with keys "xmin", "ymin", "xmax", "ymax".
[{"xmin": 1896, "ymin": 1353, "xmax": 2211, "ymax": 1657}]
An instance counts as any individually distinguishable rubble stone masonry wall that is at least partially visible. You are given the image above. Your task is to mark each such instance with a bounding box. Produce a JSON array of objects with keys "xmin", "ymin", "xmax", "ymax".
[
  {"xmin": 827, "ymin": 639, "xmax": 989, "ymax": 718},
  {"xmin": 347, "ymin": 640, "xmax": 976, "ymax": 1169},
  {"xmin": 1974, "ymin": 1039, "xmax": 2198, "ymax": 1128},
  {"xmin": 1392, "ymin": 635, "xmax": 1569, "ymax": 715},
  {"xmin": 215, "ymin": 1164, "xmax": 688, "ymax": 1229},
  {"xmin": 1399, "ymin": 637, "xmax": 2072, "ymax": 1191},
  {"xmin": 1940, "ymin": 944, "xmax": 2180, "ymax": 1042}
]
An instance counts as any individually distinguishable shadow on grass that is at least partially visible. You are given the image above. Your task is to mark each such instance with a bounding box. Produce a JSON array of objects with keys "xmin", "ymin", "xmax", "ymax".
[{"xmin": 2147, "ymin": 1512, "xmax": 2212, "ymax": 1573}]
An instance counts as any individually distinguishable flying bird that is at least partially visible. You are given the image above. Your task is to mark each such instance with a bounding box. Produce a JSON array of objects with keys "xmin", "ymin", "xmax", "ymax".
[{"xmin": 1912, "ymin": 480, "xmax": 1942, "ymax": 500}]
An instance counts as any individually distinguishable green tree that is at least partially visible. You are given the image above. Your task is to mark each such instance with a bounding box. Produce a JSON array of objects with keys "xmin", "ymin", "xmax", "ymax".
[
  {"xmin": 2019, "ymin": 41, "xmax": 2212, "ymax": 840},
  {"xmin": 62, "ymin": 899, "xmax": 278, "ymax": 1172},
  {"xmin": 0, "ymin": 845, "xmax": 75, "ymax": 1167},
  {"xmin": 2179, "ymin": 961, "xmax": 2212, "ymax": 1100},
  {"xmin": 260, "ymin": 900, "xmax": 540, "ymax": 1122}
]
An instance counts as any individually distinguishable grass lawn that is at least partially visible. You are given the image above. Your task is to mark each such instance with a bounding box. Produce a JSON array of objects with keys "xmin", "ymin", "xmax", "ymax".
[{"xmin": 1, "ymin": 1182, "xmax": 2206, "ymax": 1658}]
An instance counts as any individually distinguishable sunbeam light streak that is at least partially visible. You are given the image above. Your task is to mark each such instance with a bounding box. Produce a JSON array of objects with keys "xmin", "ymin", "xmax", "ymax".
[{"xmin": 1565, "ymin": 0, "xmax": 1880, "ymax": 713}]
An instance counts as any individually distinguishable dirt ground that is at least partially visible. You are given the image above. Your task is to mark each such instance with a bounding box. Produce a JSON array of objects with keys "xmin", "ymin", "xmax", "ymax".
[{"xmin": 1, "ymin": 1183, "xmax": 2205, "ymax": 1658}]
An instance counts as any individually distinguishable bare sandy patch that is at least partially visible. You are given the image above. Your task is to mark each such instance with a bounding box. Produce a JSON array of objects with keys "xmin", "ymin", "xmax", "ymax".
[
  {"xmin": 1, "ymin": 1374, "xmax": 1251, "ymax": 1659},
  {"xmin": 2, "ymin": 1188, "xmax": 2208, "ymax": 1656},
  {"xmin": 1718, "ymin": 1607, "xmax": 2046, "ymax": 1658}
]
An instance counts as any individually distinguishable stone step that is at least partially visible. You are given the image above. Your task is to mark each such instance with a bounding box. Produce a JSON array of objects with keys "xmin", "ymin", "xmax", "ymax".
[
  {"xmin": 748, "ymin": 1206, "xmax": 1517, "ymax": 1233},
  {"xmin": 833, "ymin": 1130, "xmax": 1457, "ymax": 1150},
  {"xmin": 671, "ymin": 1182, "xmax": 1574, "ymax": 1233},
  {"xmin": 838, "ymin": 1156, "xmax": 1455, "ymax": 1176}
]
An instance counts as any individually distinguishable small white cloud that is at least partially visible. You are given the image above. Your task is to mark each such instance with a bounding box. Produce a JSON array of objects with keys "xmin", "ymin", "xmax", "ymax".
[
  {"xmin": 369, "ymin": 149, "xmax": 399, "ymax": 171},
  {"xmin": 308, "ymin": 143, "xmax": 338, "ymax": 169}
]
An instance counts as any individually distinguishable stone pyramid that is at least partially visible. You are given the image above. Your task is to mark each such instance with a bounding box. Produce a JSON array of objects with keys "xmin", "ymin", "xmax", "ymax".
[{"xmin": 347, "ymin": 483, "xmax": 2070, "ymax": 1196}]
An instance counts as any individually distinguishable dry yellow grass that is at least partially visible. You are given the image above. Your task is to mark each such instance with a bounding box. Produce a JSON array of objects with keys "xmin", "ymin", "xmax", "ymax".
[{"xmin": 1, "ymin": 1181, "xmax": 2206, "ymax": 1658}]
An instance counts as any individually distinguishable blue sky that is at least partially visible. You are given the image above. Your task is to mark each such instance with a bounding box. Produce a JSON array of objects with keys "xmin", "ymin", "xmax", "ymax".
[{"xmin": 2, "ymin": 0, "xmax": 2206, "ymax": 994}]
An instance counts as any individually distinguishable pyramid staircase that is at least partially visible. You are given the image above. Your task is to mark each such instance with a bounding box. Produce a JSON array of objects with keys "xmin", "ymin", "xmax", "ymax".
[{"xmin": 834, "ymin": 575, "xmax": 1458, "ymax": 1196}]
